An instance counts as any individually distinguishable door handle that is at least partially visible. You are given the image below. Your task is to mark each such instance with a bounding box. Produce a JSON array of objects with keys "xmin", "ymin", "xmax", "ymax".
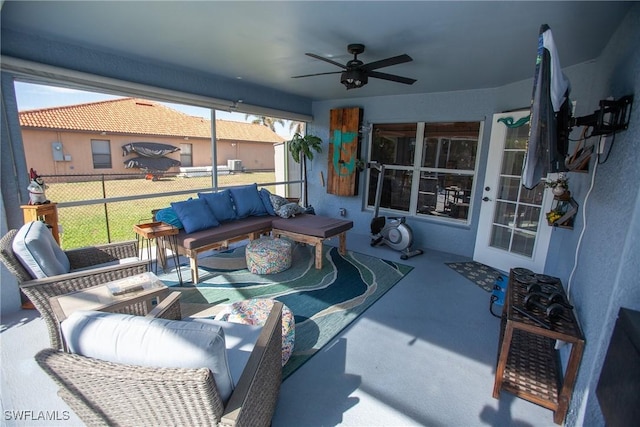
[{"xmin": 482, "ymin": 196, "xmax": 491, "ymax": 202}]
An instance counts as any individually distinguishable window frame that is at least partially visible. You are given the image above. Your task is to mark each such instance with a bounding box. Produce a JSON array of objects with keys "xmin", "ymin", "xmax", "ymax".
[
  {"xmin": 365, "ymin": 120, "xmax": 484, "ymax": 224},
  {"xmin": 90, "ymin": 139, "xmax": 112, "ymax": 169},
  {"xmin": 180, "ymin": 142, "xmax": 193, "ymax": 167}
]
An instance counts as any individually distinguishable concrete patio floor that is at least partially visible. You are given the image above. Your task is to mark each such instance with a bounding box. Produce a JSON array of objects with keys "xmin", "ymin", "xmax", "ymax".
[{"xmin": 1, "ymin": 232, "xmax": 557, "ymax": 426}]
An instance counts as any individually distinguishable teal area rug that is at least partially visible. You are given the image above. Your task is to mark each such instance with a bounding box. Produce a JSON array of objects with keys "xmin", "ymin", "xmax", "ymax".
[
  {"xmin": 158, "ymin": 244, "xmax": 413, "ymax": 379},
  {"xmin": 446, "ymin": 261, "xmax": 502, "ymax": 292}
]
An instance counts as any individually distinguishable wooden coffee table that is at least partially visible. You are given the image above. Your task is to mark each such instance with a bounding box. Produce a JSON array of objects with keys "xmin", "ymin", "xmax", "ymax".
[{"xmin": 50, "ymin": 272, "xmax": 169, "ymax": 325}]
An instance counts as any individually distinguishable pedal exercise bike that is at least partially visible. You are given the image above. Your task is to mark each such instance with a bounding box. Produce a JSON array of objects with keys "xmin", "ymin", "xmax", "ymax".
[{"xmin": 369, "ymin": 162, "xmax": 423, "ymax": 260}]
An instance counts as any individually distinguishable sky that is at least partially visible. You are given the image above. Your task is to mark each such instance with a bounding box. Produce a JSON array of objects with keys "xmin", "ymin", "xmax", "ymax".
[{"xmin": 13, "ymin": 81, "xmax": 297, "ymax": 139}]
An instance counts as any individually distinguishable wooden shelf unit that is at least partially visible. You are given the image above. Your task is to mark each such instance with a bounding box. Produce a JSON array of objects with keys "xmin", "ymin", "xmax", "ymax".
[
  {"xmin": 493, "ymin": 270, "xmax": 585, "ymax": 425},
  {"xmin": 21, "ymin": 203, "xmax": 60, "ymax": 245}
]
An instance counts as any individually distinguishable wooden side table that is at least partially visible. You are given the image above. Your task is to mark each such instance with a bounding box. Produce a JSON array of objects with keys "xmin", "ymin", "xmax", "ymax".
[
  {"xmin": 133, "ymin": 222, "xmax": 183, "ymax": 285},
  {"xmin": 21, "ymin": 203, "xmax": 60, "ymax": 245}
]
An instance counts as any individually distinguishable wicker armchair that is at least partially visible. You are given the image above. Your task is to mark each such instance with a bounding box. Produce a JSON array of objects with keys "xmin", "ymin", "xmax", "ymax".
[
  {"xmin": 0, "ymin": 229, "xmax": 149, "ymax": 350},
  {"xmin": 36, "ymin": 293, "xmax": 283, "ymax": 427}
]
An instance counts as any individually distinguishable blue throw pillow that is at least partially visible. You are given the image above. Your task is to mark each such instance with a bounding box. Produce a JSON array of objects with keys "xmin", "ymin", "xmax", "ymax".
[
  {"xmin": 259, "ymin": 189, "xmax": 276, "ymax": 216},
  {"xmin": 228, "ymin": 184, "xmax": 268, "ymax": 218},
  {"xmin": 170, "ymin": 199, "xmax": 220, "ymax": 233},
  {"xmin": 155, "ymin": 207, "xmax": 184, "ymax": 229},
  {"xmin": 198, "ymin": 190, "xmax": 237, "ymax": 222}
]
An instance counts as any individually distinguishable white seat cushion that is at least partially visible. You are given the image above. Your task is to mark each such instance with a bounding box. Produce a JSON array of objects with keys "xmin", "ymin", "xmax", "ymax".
[
  {"xmin": 12, "ymin": 220, "xmax": 70, "ymax": 278},
  {"xmin": 61, "ymin": 310, "xmax": 261, "ymax": 403}
]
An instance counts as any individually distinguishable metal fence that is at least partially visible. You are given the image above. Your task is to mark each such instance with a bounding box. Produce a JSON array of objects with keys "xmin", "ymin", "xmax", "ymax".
[{"xmin": 40, "ymin": 170, "xmax": 300, "ymax": 249}]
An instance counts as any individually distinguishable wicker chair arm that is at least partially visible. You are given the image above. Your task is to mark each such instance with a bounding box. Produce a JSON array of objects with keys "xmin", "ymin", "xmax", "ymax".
[
  {"xmin": 221, "ymin": 301, "xmax": 283, "ymax": 427},
  {"xmin": 146, "ymin": 291, "xmax": 182, "ymax": 320},
  {"xmin": 65, "ymin": 240, "xmax": 139, "ymax": 270},
  {"xmin": 20, "ymin": 260, "xmax": 149, "ymax": 350}
]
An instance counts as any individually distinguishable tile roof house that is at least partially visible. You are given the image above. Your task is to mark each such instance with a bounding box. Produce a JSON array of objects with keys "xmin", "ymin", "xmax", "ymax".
[{"xmin": 19, "ymin": 98, "xmax": 284, "ymax": 177}]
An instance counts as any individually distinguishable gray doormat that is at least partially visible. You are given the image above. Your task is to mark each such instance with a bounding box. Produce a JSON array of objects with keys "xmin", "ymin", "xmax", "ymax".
[{"xmin": 446, "ymin": 261, "xmax": 502, "ymax": 292}]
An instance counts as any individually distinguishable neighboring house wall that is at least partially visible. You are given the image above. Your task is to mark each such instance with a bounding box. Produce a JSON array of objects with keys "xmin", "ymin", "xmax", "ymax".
[
  {"xmin": 18, "ymin": 98, "xmax": 282, "ymax": 178},
  {"xmin": 21, "ymin": 126, "xmax": 279, "ymax": 177},
  {"xmin": 216, "ymin": 138, "xmax": 276, "ymax": 170},
  {"xmin": 21, "ymin": 129, "xmax": 187, "ymax": 176},
  {"xmin": 21, "ymin": 127, "xmax": 277, "ymax": 177}
]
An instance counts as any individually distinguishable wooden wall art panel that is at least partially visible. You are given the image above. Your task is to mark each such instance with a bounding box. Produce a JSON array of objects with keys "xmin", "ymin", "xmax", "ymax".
[{"xmin": 327, "ymin": 107, "xmax": 362, "ymax": 196}]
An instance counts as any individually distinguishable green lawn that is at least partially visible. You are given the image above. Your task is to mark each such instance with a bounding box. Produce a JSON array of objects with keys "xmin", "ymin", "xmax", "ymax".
[{"xmin": 49, "ymin": 172, "xmax": 277, "ymax": 249}]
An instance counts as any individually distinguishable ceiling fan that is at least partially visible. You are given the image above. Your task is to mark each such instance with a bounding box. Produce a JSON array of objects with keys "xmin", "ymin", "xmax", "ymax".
[{"xmin": 292, "ymin": 44, "xmax": 416, "ymax": 90}]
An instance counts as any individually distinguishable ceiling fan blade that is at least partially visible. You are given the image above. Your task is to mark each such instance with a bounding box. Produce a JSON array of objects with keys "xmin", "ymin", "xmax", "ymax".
[
  {"xmin": 361, "ymin": 54, "xmax": 413, "ymax": 71},
  {"xmin": 368, "ymin": 71, "xmax": 417, "ymax": 85},
  {"xmin": 305, "ymin": 53, "xmax": 347, "ymax": 69},
  {"xmin": 292, "ymin": 71, "xmax": 342, "ymax": 79}
]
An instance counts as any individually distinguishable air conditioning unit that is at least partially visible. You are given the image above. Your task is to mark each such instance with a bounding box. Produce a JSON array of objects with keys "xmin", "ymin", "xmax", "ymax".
[{"xmin": 227, "ymin": 159, "xmax": 242, "ymax": 171}]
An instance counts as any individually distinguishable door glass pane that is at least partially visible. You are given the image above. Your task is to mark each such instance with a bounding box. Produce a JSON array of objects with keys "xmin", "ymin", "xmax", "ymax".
[
  {"xmin": 516, "ymin": 205, "xmax": 541, "ymax": 232},
  {"xmin": 519, "ymin": 185, "xmax": 544, "ymax": 205},
  {"xmin": 504, "ymin": 124, "xmax": 530, "ymax": 149},
  {"xmin": 498, "ymin": 177, "xmax": 520, "ymax": 201},
  {"xmin": 512, "ymin": 230, "xmax": 535, "ymax": 256},
  {"xmin": 488, "ymin": 119, "xmax": 542, "ymax": 259},
  {"xmin": 493, "ymin": 201, "xmax": 516, "ymax": 227},
  {"xmin": 500, "ymin": 151, "xmax": 525, "ymax": 175},
  {"xmin": 490, "ymin": 225, "xmax": 511, "ymax": 250}
]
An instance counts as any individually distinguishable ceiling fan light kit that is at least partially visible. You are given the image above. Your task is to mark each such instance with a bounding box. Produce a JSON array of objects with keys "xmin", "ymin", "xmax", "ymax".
[
  {"xmin": 341, "ymin": 69, "xmax": 368, "ymax": 90},
  {"xmin": 293, "ymin": 43, "xmax": 416, "ymax": 90}
]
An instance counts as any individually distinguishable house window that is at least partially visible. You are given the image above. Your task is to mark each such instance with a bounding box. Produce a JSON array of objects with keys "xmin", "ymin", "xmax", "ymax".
[
  {"xmin": 180, "ymin": 143, "xmax": 192, "ymax": 167},
  {"xmin": 367, "ymin": 121, "xmax": 481, "ymax": 222},
  {"xmin": 91, "ymin": 139, "xmax": 112, "ymax": 169}
]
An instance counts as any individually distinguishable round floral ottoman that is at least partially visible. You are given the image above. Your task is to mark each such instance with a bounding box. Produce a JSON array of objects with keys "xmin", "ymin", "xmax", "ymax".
[
  {"xmin": 215, "ymin": 298, "xmax": 295, "ymax": 366},
  {"xmin": 245, "ymin": 237, "xmax": 292, "ymax": 274}
]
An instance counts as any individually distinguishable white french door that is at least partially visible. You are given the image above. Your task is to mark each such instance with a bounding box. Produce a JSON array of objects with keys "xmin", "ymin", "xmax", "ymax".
[{"xmin": 473, "ymin": 111, "xmax": 553, "ymax": 273}]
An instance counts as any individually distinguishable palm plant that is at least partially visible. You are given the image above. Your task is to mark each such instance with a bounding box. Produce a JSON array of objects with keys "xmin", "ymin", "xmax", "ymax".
[
  {"xmin": 289, "ymin": 120, "xmax": 304, "ymax": 136},
  {"xmin": 287, "ymin": 133, "xmax": 322, "ymax": 207},
  {"xmin": 244, "ymin": 114, "xmax": 284, "ymax": 132}
]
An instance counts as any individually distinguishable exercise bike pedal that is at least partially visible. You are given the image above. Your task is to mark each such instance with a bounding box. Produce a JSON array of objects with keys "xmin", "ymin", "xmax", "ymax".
[
  {"xmin": 370, "ymin": 236, "xmax": 384, "ymax": 247},
  {"xmin": 400, "ymin": 248, "xmax": 424, "ymax": 260}
]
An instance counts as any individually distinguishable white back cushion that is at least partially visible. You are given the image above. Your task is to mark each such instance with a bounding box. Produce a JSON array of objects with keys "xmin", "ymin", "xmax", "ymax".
[
  {"xmin": 12, "ymin": 221, "xmax": 70, "ymax": 278},
  {"xmin": 186, "ymin": 318, "xmax": 262, "ymax": 386},
  {"xmin": 61, "ymin": 311, "xmax": 261, "ymax": 403}
]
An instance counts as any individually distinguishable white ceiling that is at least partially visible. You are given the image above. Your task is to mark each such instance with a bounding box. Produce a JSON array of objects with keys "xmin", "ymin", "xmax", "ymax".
[{"xmin": 1, "ymin": 1, "xmax": 634, "ymax": 101}]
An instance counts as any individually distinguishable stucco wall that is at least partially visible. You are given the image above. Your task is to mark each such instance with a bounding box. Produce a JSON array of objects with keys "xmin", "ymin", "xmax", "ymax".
[
  {"xmin": 560, "ymin": 5, "xmax": 640, "ymax": 426},
  {"xmin": 306, "ymin": 59, "xmax": 598, "ymax": 259},
  {"xmin": 308, "ymin": 90, "xmax": 496, "ymax": 257},
  {"xmin": 21, "ymin": 130, "xmax": 276, "ymax": 177}
]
